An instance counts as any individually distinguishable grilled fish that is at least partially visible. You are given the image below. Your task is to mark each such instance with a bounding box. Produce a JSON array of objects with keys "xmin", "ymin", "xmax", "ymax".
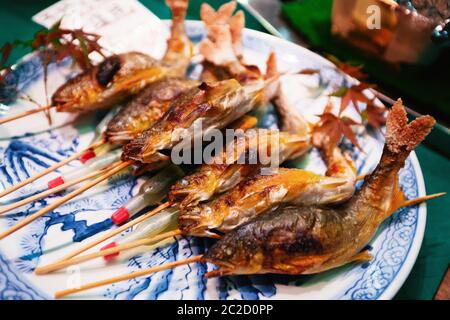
[
  {"xmin": 52, "ymin": 0, "xmax": 192, "ymax": 114},
  {"xmin": 105, "ymin": 78, "xmax": 199, "ymax": 143},
  {"xmin": 121, "ymin": 78, "xmax": 271, "ymax": 163},
  {"xmin": 169, "ymin": 128, "xmax": 311, "ymax": 208},
  {"xmin": 203, "ymin": 100, "xmax": 436, "ymax": 276}
]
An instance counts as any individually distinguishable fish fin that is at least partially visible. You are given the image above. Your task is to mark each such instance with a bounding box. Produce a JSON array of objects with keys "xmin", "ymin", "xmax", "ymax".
[
  {"xmin": 385, "ymin": 99, "xmax": 435, "ymax": 154},
  {"xmin": 386, "ymin": 177, "xmax": 407, "ymax": 216},
  {"xmin": 320, "ymin": 177, "xmax": 349, "ymax": 189},
  {"xmin": 265, "ymin": 52, "xmax": 279, "ymax": 80},
  {"xmin": 165, "ymin": 0, "xmax": 188, "ymax": 32},
  {"xmin": 349, "ymin": 250, "xmax": 372, "ymax": 263},
  {"xmin": 387, "ymin": 173, "xmax": 445, "ymax": 215},
  {"xmin": 229, "ymin": 115, "xmax": 258, "ymax": 130}
]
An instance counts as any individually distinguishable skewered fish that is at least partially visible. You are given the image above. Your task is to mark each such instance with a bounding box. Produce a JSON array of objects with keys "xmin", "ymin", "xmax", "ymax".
[
  {"xmin": 203, "ymin": 100, "xmax": 436, "ymax": 277},
  {"xmin": 121, "ymin": 76, "xmax": 274, "ymax": 163},
  {"xmin": 52, "ymin": 0, "xmax": 192, "ymax": 114},
  {"xmin": 169, "ymin": 129, "xmax": 311, "ymax": 208},
  {"xmin": 178, "ymin": 134, "xmax": 355, "ymax": 236},
  {"xmin": 121, "ymin": 7, "xmax": 278, "ymax": 163},
  {"xmin": 105, "ymin": 78, "xmax": 199, "ymax": 143}
]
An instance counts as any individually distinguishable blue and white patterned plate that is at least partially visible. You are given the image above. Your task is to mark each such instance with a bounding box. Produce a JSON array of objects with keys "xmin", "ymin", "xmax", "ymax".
[{"xmin": 0, "ymin": 21, "xmax": 427, "ymax": 300}]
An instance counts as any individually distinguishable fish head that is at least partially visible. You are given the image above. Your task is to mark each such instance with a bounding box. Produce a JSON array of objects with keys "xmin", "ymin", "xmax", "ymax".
[
  {"xmin": 202, "ymin": 223, "xmax": 265, "ymax": 277},
  {"xmin": 178, "ymin": 204, "xmax": 219, "ymax": 237},
  {"xmin": 52, "ymin": 53, "xmax": 163, "ymax": 113},
  {"xmin": 105, "ymin": 78, "xmax": 199, "ymax": 143}
]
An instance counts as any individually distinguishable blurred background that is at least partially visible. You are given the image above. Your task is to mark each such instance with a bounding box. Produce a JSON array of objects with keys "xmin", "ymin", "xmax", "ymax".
[{"xmin": 0, "ymin": 0, "xmax": 448, "ymax": 300}]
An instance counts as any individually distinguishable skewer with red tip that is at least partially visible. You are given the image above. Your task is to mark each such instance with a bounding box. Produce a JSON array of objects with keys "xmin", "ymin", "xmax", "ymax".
[
  {"xmin": 0, "ymin": 138, "xmax": 106, "ymax": 200},
  {"xmin": 46, "ymin": 148, "xmax": 122, "ymax": 190},
  {"xmin": 110, "ymin": 165, "xmax": 184, "ymax": 225},
  {"xmin": 0, "ymin": 160, "xmax": 132, "ymax": 240}
]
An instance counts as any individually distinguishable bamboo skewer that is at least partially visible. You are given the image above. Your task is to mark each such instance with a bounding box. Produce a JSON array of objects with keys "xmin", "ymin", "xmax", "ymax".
[
  {"xmin": 56, "ymin": 201, "xmax": 172, "ymax": 262},
  {"xmin": 0, "ymin": 166, "xmax": 111, "ymax": 216},
  {"xmin": 402, "ymin": 193, "xmax": 446, "ymax": 208},
  {"xmin": 0, "ymin": 160, "xmax": 132, "ymax": 240},
  {"xmin": 356, "ymin": 174, "xmax": 367, "ymax": 181},
  {"xmin": 0, "ymin": 105, "xmax": 55, "ymax": 125},
  {"xmin": 35, "ymin": 229, "xmax": 183, "ymax": 275},
  {"xmin": 52, "ymin": 191, "xmax": 445, "ymax": 298},
  {"xmin": 54, "ymin": 255, "xmax": 202, "ymax": 299},
  {"xmin": 0, "ymin": 138, "xmax": 106, "ymax": 200}
]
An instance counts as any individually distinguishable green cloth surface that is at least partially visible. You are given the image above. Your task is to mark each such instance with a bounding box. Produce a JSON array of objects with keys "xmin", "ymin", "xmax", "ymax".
[{"xmin": 0, "ymin": 0, "xmax": 448, "ymax": 300}]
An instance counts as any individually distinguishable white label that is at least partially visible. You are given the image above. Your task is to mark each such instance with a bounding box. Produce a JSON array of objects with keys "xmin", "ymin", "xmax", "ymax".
[{"xmin": 32, "ymin": 0, "xmax": 170, "ymax": 60}]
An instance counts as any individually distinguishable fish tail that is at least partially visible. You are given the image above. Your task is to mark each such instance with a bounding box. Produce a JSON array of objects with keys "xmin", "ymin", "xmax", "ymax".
[
  {"xmin": 385, "ymin": 99, "xmax": 435, "ymax": 155},
  {"xmin": 352, "ymin": 100, "xmax": 435, "ymax": 216},
  {"xmin": 164, "ymin": 0, "xmax": 191, "ymax": 61},
  {"xmin": 374, "ymin": 99, "xmax": 435, "ymax": 184},
  {"xmin": 166, "ymin": 0, "xmax": 188, "ymax": 35}
]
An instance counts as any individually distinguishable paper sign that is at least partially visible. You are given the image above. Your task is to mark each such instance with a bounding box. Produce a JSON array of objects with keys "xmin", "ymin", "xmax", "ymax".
[{"xmin": 32, "ymin": 0, "xmax": 170, "ymax": 60}]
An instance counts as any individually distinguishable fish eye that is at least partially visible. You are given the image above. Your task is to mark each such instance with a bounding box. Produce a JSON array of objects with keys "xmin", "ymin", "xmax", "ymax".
[{"xmin": 95, "ymin": 56, "xmax": 122, "ymax": 87}]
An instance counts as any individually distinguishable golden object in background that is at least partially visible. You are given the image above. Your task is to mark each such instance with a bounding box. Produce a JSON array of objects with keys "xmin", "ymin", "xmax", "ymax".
[{"xmin": 331, "ymin": 0, "xmax": 445, "ymax": 64}]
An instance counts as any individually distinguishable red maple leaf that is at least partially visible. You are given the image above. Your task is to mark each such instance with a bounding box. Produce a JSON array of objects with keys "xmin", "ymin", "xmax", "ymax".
[
  {"xmin": 327, "ymin": 55, "xmax": 368, "ymax": 81},
  {"xmin": 331, "ymin": 83, "xmax": 374, "ymax": 115},
  {"xmin": 312, "ymin": 104, "xmax": 362, "ymax": 154},
  {"xmin": 363, "ymin": 100, "xmax": 387, "ymax": 129},
  {"xmin": 32, "ymin": 21, "xmax": 104, "ymax": 71}
]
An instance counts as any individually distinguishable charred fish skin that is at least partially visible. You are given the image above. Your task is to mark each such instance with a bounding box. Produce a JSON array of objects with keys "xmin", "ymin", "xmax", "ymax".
[
  {"xmin": 203, "ymin": 205, "xmax": 345, "ymax": 276},
  {"xmin": 51, "ymin": 0, "xmax": 192, "ymax": 114},
  {"xmin": 169, "ymin": 130, "xmax": 311, "ymax": 209},
  {"xmin": 105, "ymin": 78, "xmax": 199, "ymax": 143},
  {"xmin": 52, "ymin": 52, "xmax": 162, "ymax": 113},
  {"xmin": 121, "ymin": 86, "xmax": 207, "ymax": 162},
  {"xmin": 122, "ymin": 79, "xmax": 264, "ymax": 163},
  {"xmin": 204, "ymin": 100, "xmax": 436, "ymax": 277}
]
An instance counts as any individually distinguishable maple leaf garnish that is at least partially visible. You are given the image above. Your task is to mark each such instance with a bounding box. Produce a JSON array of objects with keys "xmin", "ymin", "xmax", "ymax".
[
  {"xmin": 312, "ymin": 103, "xmax": 362, "ymax": 154},
  {"xmin": 331, "ymin": 83, "xmax": 374, "ymax": 115},
  {"xmin": 362, "ymin": 100, "xmax": 387, "ymax": 129},
  {"xmin": 0, "ymin": 21, "xmax": 105, "ymax": 114},
  {"xmin": 1, "ymin": 21, "xmax": 104, "ymax": 83},
  {"xmin": 327, "ymin": 55, "xmax": 368, "ymax": 81},
  {"xmin": 32, "ymin": 21, "xmax": 105, "ymax": 71}
]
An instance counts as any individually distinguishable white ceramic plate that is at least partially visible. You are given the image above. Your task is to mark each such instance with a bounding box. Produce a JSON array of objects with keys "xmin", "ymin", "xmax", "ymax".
[{"xmin": 0, "ymin": 21, "xmax": 426, "ymax": 300}]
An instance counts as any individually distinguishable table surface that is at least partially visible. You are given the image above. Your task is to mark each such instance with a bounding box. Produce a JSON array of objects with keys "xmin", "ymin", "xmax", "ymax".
[{"xmin": 0, "ymin": 0, "xmax": 448, "ymax": 300}]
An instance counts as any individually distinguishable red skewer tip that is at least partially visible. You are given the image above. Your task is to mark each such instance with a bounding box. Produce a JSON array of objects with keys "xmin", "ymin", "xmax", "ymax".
[
  {"xmin": 48, "ymin": 176, "xmax": 65, "ymax": 189},
  {"xmin": 100, "ymin": 242, "xmax": 119, "ymax": 261},
  {"xmin": 111, "ymin": 207, "xmax": 130, "ymax": 225},
  {"xmin": 79, "ymin": 150, "xmax": 97, "ymax": 164}
]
